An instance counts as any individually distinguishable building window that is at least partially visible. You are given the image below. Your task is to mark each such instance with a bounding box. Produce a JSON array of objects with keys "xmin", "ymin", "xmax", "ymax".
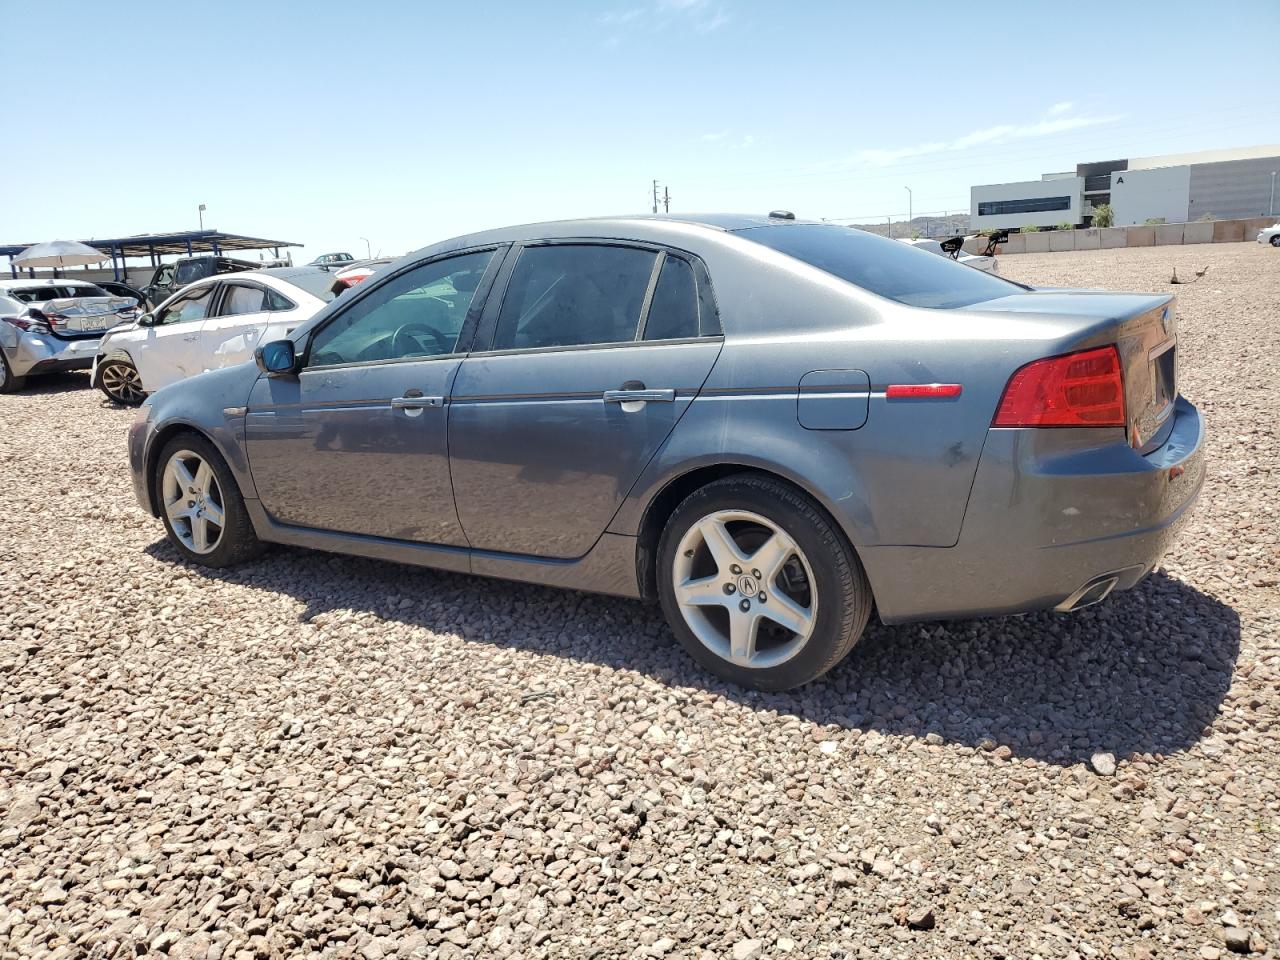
[{"xmin": 977, "ymin": 196, "xmax": 1072, "ymax": 216}]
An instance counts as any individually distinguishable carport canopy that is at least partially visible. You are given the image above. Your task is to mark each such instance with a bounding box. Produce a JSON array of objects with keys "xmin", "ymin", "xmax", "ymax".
[{"xmin": 1, "ymin": 230, "xmax": 302, "ymax": 279}]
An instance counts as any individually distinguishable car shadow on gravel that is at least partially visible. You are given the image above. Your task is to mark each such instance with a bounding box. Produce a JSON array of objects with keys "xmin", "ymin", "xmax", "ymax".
[
  {"xmin": 147, "ymin": 539, "xmax": 1240, "ymax": 768},
  {"xmin": 12, "ymin": 370, "xmax": 92, "ymax": 394}
]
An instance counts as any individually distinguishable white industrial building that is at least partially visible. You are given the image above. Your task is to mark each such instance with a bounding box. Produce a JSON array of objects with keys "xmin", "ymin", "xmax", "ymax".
[{"xmin": 970, "ymin": 144, "xmax": 1280, "ymax": 230}]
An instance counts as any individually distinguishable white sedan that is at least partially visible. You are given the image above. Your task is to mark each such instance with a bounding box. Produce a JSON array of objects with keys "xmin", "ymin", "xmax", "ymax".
[
  {"xmin": 1257, "ymin": 223, "xmax": 1280, "ymax": 247},
  {"xmin": 92, "ymin": 268, "xmax": 335, "ymax": 404},
  {"xmin": 897, "ymin": 235, "xmax": 999, "ymax": 273}
]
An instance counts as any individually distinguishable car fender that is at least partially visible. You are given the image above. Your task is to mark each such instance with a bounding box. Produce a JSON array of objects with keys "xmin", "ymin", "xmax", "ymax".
[
  {"xmin": 92, "ymin": 344, "xmax": 138, "ymax": 387},
  {"xmin": 141, "ymin": 363, "xmax": 263, "ymax": 511}
]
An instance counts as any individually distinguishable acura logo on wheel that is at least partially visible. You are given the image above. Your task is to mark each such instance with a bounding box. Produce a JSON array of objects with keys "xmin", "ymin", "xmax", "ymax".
[{"xmin": 737, "ymin": 576, "xmax": 759, "ymax": 597}]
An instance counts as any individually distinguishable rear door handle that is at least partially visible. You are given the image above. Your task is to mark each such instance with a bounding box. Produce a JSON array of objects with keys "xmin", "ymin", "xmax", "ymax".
[{"xmin": 604, "ymin": 388, "xmax": 675, "ymax": 403}]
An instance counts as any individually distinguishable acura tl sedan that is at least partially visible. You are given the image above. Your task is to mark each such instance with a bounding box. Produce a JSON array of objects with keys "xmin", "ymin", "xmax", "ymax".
[{"xmin": 127, "ymin": 214, "xmax": 1205, "ymax": 690}]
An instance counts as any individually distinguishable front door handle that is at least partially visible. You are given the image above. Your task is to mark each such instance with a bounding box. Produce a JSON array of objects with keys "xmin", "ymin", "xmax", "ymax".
[
  {"xmin": 603, "ymin": 388, "xmax": 676, "ymax": 403},
  {"xmin": 391, "ymin": 395, "xmax": 444, "ymax": 409}
]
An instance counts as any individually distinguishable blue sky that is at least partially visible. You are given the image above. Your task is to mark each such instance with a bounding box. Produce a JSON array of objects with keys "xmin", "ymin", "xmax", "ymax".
[{"xmin": 3, "ymin": 0, "xmax": 1277, "ymax": 261}]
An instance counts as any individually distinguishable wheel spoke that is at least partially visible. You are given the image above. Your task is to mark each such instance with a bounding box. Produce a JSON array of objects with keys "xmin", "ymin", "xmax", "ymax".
[
  {"xmin": 191, "ymin": 516, "xmax": 209, "ymax": 552},
  {"xmin": 193, "ymin": 461, "xmax": 213, "ymax": 496},
  {"xmin": 170, "ymin": 458, "xmax": 196, "ymax": 491},
  {"xmin": 165, "ymin": 498, "xmax": 191, "ymax": 522},
  {"xmin": 677, "ymin": 576, "xmax": 725, "ymax": 607},
  {"xmin": 728, "ymin": 611, "xmax": 759, "ymax": 665},
  {"xmin": 758, "ymin": 591, "xmax": 813, "ymax": 637},
  {"xmin": 748, "ymin": 532, "xmax": 795, "ymax": 583},
  {"xmin": 202, "ymin": 500, "xmax": 224, "ymax": 528},
  {"xmin": 698, "ymin": 517, "xmax": 746, "ymax": 573}
]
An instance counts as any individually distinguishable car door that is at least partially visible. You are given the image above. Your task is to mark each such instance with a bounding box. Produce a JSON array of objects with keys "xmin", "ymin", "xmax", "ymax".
[
  {"xmin": 449, "ymin": 242, "xmax": 723, "ymax": 559},
  {"xmin": 132, "ymin": 282, "xmax": 218, "ymax": 390},
  {"xmin": 244, "ymin": 247, "xmax": 503, "ymax": 545},
  {"xmin": 199, "ymin": 280, "xmax": 271, "ymax": 373}
]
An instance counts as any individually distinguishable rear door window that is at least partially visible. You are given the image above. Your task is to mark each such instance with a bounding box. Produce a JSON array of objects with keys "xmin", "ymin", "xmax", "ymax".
[
  {"xmin": 642, "ymin": 255, "xmax": 700, "ymax": 341},
  {"xmin": 493, "ymin": 244, "xmax": 656, "ymax": 350},
  {"xmin": 219, "ymin": 283, "xmax": 267, "ymax": 316},
  {"xmin": 742, "ymin": 223, "xmax": 1023, "ymax": 308}
]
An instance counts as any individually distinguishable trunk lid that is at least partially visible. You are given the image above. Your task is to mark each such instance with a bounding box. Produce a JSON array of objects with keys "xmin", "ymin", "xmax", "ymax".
[
  {"xmin": 971, "ymin": 290, "xmax": 1178, "ymax": 453},
  {"xmin": 41, "ymin": 296, "xmax": 138, "ymax": 338}
]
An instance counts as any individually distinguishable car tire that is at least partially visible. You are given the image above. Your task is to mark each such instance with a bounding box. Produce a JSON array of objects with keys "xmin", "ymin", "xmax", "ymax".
[
  {"xmin": 155, "ymin": 433, "xmax": 265, "ymax": 568},
  {"xmin": 0, "ymin": 351, "xmax": 26, "ymax": 393},
  {"xmin": 656, "ymin": 474, "xmax": 872, "ymax": 691},
  {"xmin": 98, "ymin": 357, "xmax": 146, "ymax": 406},
  {"xmin": 1271, "ymin": 234, "xmax": 1280, "ymax": 248}
]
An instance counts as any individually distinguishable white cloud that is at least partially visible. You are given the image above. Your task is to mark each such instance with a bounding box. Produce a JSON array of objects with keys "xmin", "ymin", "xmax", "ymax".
[{"xmin": 820, "ymin": 105, "xmax": 1120, "ymax": 170}]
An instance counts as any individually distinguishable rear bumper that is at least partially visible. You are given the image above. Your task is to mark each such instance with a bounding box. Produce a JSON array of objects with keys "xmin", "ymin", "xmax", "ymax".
[
  {"xmin": 862, "ymin": 396, "xmax": 1205, "ymax": 623},
  {"xmin": 0, "ymin": 330, "xmax": 101, "ymax": 377}
]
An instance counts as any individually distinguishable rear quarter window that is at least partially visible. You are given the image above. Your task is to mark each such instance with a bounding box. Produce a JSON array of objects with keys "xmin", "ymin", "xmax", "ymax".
[{"xmin": 741, "ymin": 223, "xmax": 1022, "ymax": 309}]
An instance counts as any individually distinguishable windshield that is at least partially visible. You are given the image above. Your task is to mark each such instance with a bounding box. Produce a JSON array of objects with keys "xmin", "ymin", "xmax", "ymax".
[{"xmin": 740, "ymin": 223, "xmax": 1023, "ymax": 308}]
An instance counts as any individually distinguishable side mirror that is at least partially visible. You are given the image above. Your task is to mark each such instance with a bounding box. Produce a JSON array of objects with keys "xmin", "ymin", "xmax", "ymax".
[
  {"xmin": 137, "ymin": 313, "xmax": 155, "ymax": 327},
  {"xmin": 255, "ymin": 339, "xmax": 298, "ymax": 377}
]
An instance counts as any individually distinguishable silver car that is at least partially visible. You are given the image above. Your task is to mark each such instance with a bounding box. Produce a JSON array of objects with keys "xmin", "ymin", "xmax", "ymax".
[
  {"xmin": 127, "ymin": 214, "xmax": 1205, "ymax": 690},
  {"xmin": 0, "ymin": 279, "xmax": 140, "ymax": 391}
]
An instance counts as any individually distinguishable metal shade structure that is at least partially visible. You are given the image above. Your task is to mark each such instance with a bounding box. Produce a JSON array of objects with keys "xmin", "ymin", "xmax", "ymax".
[
  {"xmin": 2, "ymin": 230, "xmax": 303, "ymax": 280},
  {"xmin": 13, "ymin": 239, "xmax": 108, "ymax": 269}
]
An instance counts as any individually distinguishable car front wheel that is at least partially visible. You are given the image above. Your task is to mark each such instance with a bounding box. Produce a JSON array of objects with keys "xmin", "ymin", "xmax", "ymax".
[
  {"xmin": 656, "ymin": 474, "xmax": 872, "ymax": 691},
  {"xmin": 155, "ymin": 434, "xmax": 264, "ymax": 568},
  {"xmin": 98, "ymin": 357, "xmax": 145, "ymax": 405},
  {"xmin": 1271, "ymin": 234, "xmax": 1280, "ymax": 247}
]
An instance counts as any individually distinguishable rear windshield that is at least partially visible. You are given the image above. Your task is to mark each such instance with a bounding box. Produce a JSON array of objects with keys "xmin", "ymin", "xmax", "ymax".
[
  {"xmin": 740, "ymin": 223, "xmax": 1022, "ymax": 308},
  {"xmin": 277, "ymin": 271, "xmax": 338, "ymax": 302},
  {"xmin": 7, "ymin": 284, "xmax": 108, "ymax": 302}
]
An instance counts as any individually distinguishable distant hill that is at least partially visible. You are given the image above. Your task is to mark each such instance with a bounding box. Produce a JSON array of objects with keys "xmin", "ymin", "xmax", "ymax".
[{"xmin": 836, "ymin": 213, "xmax": 971, "ymax": 239}]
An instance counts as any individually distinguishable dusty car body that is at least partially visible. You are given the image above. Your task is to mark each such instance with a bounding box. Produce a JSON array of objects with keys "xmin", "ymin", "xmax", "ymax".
[
  {"xmin": 0, "ymin": 279, "xmax": 139, "ymax": 391},
  {"xmin": 127, "ymin": 214, "xmax": 1205, "ymax": 689},
  {"xmin": 1257, "ymin": 223, "xmax": 1280, "ymax": 246}
]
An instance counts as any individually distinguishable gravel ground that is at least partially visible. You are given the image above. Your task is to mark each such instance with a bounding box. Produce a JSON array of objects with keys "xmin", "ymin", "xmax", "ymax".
[{"xmin": 1, "ymin": 243, "xmax": 1277, "ymax": 960}]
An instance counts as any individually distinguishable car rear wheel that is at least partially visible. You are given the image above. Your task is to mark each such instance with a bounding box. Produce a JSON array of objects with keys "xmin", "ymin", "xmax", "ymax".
[
  {"xmin": 656, "ymin": 475, "xmax": 872, "ymax": 690},
  {"xmin": 0, "ymin": 352, "xmax": 25, "ymax": 393},
  {"xmin": 1271, "ymin": 234, "xmax": 1280, "ymax": 247},
  {"xmin": 98, "ymin": 358, "xmax": 145, "ymax": 405},
  {"xmin": 156, "ymin": 434, "xmax": 264, "ymax": 568}
]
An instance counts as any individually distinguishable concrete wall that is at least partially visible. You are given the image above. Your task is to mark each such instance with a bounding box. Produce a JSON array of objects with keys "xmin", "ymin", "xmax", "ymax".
[
  {"xmin": 1111, "ymin": 165, "xmax": 1191, "ymax": 225},
  {"xmin": 1188, "ymin": 155, "xmax": 1280, "ymax": 221},
  {"xmin": 992, "ymin": 217, "xmax": 1277, "ymax": 255},
  {"xmin": 971, "ymin": 177, "xmax": 1085, "ymax": 230}
]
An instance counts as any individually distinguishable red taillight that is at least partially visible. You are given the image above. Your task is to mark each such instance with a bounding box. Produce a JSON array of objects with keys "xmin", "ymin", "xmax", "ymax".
[
  {"xmin": 339, "ymin": 272, "xmax": 372, "ymax": 287},
  {"xmin": 993, "ymin": 345, "xmax": 1126, "ymax": 428},
  {"xmin": 2, "ymin": 313, "xmax": 49, "ymax": 333}
]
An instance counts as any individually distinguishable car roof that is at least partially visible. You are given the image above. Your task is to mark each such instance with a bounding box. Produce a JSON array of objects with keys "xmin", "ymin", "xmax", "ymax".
[{"xmin": 404, "ymin": 213, "xmax": 821, "ymax": 262}]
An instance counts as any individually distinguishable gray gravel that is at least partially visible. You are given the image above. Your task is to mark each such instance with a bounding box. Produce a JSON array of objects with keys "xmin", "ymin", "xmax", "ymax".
[{"xmin": 2, "ymin": 243, "xmax": 1278, "ymax": 959}]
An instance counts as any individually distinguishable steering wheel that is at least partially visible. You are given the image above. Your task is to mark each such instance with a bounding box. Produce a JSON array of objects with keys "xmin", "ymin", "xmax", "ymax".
[{"xmin": 390, "ymin": 322, "xmax": 451, "ymax": 357}]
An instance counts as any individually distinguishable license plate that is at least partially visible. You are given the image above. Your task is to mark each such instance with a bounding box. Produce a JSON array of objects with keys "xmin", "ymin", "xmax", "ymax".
[{"xmin": 66, "ymin": 316, "xmax": 107, "ymax": 333}]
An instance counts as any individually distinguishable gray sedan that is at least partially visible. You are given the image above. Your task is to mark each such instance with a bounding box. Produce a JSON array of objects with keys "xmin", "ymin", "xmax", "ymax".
[{"xmin": 127, "ymin": 214, "xmax": 1205, "ymax": 690}]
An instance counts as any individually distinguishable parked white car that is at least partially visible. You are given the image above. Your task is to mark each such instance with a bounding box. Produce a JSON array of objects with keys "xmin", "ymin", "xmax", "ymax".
[
  {"xmin": 1257, "ymin": 223, "xmax": 1280, "ymax": 247},
  {"xmin": 1, "ymin": 279, "xmax": 139, "ymax": 392},
  {"xmin": 898, "ymin": 236, "xmax": 999, "ymax": 273},
  {"xmin": 92, "ymin": 268, "xmax": 335, "ymax": 404}
]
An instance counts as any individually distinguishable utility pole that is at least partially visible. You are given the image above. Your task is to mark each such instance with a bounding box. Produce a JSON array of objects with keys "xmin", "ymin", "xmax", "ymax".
[
  {"xmin": 198, "ymin": 203, "xmax": 207, "ymax": 231},
  {"xmin": 662, "ymin": 185, "xmax": 670, "ymax": 213},
  {"xmin": 1271, "ymin": 171, "xmax": 1277, "ymax": 216},
  {"xmin": 885, "ymin": 215, "xmax": 892, "ymax": 239},
  {"xmin": 904, "ymin": 187, "xmax": 912, "ymax": 230},
  {"xmin": 359, "ymin": 237, "xmax": 371, "ymax": 259},
  {"xmin": 652, "ymin": 179, "xmax": 660, "ymax": 214}
]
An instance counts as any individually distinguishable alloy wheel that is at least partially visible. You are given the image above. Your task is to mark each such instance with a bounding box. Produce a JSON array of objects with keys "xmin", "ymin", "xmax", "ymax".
[
  {"xmin": 672, "ymin": 509, "xmax": 818, "ymax": 670},
  {"xmin": 100, "ymin": 361, "xmax": 145, "ymax": 404},
  {"xmin": 162, "ymin": 450, "xmax": 226, "ymax": 555}
]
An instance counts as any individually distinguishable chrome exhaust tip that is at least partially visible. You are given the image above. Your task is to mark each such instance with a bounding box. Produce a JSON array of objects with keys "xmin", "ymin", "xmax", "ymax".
[{"xmin": 1055, "ymin": 574, "xmax": 1121, "ymax": 613}]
